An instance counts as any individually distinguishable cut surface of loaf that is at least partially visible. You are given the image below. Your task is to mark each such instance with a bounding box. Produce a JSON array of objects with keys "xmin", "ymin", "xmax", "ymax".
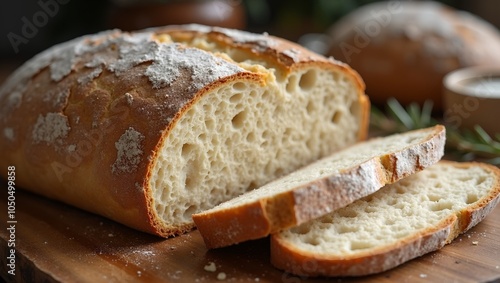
[
  {"xmin": 0, "ymin": 25, "xmax": 369, "ymax": 237},
  {"xmin": 192, "ymin": 125, "xmax": 445, "ymax": 248},
  {"xmin": 271, "ymin": 161, "xmax": 500, "ymax": 277}
]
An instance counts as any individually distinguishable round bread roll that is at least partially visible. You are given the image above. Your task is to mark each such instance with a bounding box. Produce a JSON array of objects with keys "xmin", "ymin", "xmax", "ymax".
[
  {"xmin": 327, "ymin": 1, "xmax": 500, "ymax": 109},
  {"xmin": 0, "ymin": 24, "xmax": 368, "ymax": 237}
]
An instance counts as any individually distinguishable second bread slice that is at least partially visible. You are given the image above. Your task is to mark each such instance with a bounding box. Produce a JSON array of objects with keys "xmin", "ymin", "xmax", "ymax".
[
  {"xmin": 192, "ymin": 125, "xmax": 445, "ymax": 248},
  {"xmin": 270, "ymin": 161, "xmax": 500, "ymax": 277}
]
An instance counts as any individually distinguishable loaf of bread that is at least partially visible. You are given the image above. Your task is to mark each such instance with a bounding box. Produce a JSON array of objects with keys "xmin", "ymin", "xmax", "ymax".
[
  {"xmin": 193, "ymin": 125, "xmax": 445, "ymax": 248},
  {"xmin": 327, "ymin": 1, "xmax": 500, "ymax": 109},
  {"xmin": 0, "ymin": 24, "xmax": 369, "ymax": 237},
  {"xmin": 271, "ymin": 161, "xmax": 500, "ymax": 277}
]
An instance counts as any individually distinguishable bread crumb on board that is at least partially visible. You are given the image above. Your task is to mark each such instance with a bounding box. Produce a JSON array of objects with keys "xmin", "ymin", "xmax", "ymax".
[
  {"xmin": 203, "ymin": 262, "xmax": 228, "ymax": 280},
  {"xmin": 204, "ymin": 262, "xmax": 217, "ymax": 272},
  {"xmin": 217, "ymin": 272, "xmax": 226, "ymax": 280}
]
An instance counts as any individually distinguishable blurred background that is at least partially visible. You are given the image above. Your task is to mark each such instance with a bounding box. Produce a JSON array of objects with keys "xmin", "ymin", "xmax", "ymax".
[
  {"xmin": 3, "ymin": 0, "xmax": 500, "ymax": 105},
  {"xmin": 1, "ymin": 0, "xmax": 499, "ymax": 64}
]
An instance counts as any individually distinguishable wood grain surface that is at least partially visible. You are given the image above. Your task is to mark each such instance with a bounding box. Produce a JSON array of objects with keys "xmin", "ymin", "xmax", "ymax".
[{"xmin": 1, "ymin": 185, "xmax": 500, "ymax": 283}]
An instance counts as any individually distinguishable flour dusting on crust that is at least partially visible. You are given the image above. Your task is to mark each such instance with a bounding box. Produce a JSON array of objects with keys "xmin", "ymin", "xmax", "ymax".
[
  {"xmin": 179, "ymin": 24, "xmax": 275, "ymax": 51},
  {"xmin": 6, "ymin": 87, "xmax": 25, "ymax": 109},
  {"xmin": 107, "ymin": 39, "xmax": 244, "ymax": 90},
  {"xmin": 213, "ymin": 26, "xmax": 274, "ymax": 47},
  {"xmin": 42, "ymin": 88, "xmax": 70, "ymax": 108},
  {"xmin": 78, "ymin": 67, "xmax": 103, "ymax": 85},
  {"xmin": 32, "ymin": 113, "xmax": 71, "ymax": 144},
  {"xmin": 145, "ymin": 43, "xmax": 243, "ymax": 89},
  {"xmin": 282, "ymin": 48, "xmax": 301, "ymax": 63},
  {"xmin": 0, "ymin": 26, "xmax": 246, "ymax": 121},
  {"xmin": 112, "ymin": 127, "xmax": 145, "ymax": 174},
  {"xmin": 4, "ymin": 128, "xmax": 14, "ymax": 141}
]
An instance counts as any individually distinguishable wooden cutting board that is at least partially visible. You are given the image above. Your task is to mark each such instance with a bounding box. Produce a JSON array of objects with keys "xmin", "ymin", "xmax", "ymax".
[{"xmin": 1, "ymin": 184, "xmax": 500, "ymax": 283}]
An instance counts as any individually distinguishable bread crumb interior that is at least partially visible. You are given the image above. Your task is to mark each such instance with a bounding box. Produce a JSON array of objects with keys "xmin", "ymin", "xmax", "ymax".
[{"xmin": 148, "ymin": 33, "xmax": 363, "ymax": 228}]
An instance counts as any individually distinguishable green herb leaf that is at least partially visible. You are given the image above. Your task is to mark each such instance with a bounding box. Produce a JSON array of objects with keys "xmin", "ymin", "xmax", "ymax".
[
  {"xmin": 370, "ymin": 99, "xmax": 500, "ymax": 165},
  {"xmin": 386, "ymin": 98, "xmax": 414, "ymax": 130}
]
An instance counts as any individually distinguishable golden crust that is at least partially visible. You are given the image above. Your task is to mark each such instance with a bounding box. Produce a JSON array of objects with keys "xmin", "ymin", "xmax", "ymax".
[{"xmin": 0, "ymin": 24, "xmax": 368, "ymax": 237}]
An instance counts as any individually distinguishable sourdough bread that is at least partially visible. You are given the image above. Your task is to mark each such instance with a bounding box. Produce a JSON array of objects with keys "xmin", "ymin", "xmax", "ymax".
[
  {"xmin": 0, "ymin": 25, "xmax": 369, "ymax": 237},
  {"xmin": 271, "ymin": 161, "xmax": 500, "ymax": 277},
  {"xmin": 192, "ymin": 125, "xmax": 445, "ymax": 248}
]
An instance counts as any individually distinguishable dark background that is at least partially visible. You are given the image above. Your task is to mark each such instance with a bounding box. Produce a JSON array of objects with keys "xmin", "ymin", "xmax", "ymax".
[{"xmin": 0, "ymin": 0, "xmax": 499, "ymax": 74}]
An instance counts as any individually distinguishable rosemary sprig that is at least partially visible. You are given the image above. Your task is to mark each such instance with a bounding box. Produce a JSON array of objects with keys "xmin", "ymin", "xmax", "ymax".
[
  {"xmin": 447, "ymin": 126, "xmax": 500, "ymax": 161},
  {"xmin": 370, "ymin": 98, "xmax": 500, "ymax": 165},
  {"xmin": 370, "ymin": 98, "xmax": 438, "ymax": 134}
]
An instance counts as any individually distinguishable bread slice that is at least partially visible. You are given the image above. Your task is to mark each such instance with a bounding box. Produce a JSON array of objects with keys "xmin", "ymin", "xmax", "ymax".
[
  {"xmin": 192, "ymin": 125, "xmax": 445, "ymax": 248},
  {"xmin": 0, "ymin": 25, "xmax": 369, "ymax": 237},
  {"xmin": 271, "ymin": 161, "xmax": 500, "ymax": 277}
]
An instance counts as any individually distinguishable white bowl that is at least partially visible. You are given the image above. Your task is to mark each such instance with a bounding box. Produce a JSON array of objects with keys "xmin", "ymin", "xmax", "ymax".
[{"xmin": 443, "ymin": 67, "xmax": 500, "ymax": 136}]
